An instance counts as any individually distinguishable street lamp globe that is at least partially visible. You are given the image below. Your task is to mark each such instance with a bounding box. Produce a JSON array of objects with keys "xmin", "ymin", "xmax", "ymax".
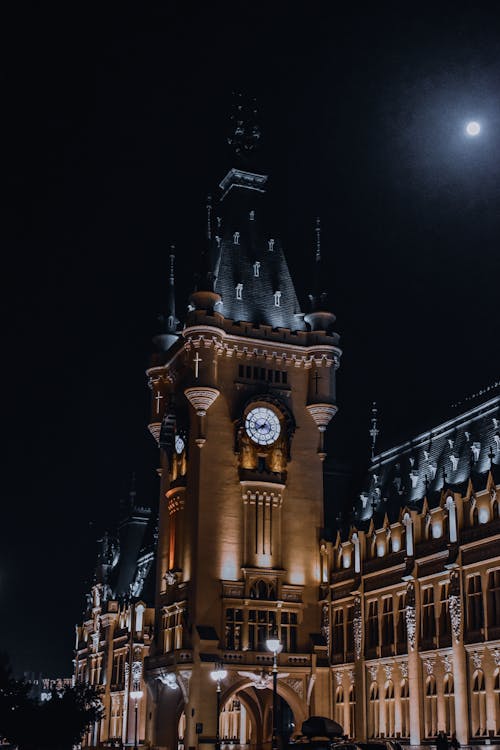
[
  {"xmin": 266, "ymin": 634, "xmax": 282, "ymax": 654},
  {"xmin": 210, "ymin": 665, "xmax": 227, "ymax": 683},
  {"xmin": 130, "ymin": 689, "xmax": 143, "ymax": 701}
]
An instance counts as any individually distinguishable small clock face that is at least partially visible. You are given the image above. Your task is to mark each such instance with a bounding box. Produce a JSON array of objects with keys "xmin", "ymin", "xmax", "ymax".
[
  {"xmin": 245, "ymin": 407, "xmax": 281, "ymax": 446},
  {"xmin": 175, "ymin": 435, "xmax": 185, "ymax": 454}
]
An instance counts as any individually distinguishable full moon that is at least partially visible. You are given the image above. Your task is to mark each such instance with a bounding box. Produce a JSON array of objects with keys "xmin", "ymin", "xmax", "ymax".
[{"xmin": 466, "ymin": 121, "xmax": 481, "ymax": 136}]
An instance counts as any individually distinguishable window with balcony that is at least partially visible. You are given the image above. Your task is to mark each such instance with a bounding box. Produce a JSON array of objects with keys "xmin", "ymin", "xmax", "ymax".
[{"xmin": 248, "ymin": 609, "xmax": 276, "ymax": 651}]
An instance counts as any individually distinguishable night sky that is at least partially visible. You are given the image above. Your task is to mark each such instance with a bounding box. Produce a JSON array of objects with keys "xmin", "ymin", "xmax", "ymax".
[{"xmin": 3, "ymin": 3, "xmax": 500, "ymax": 676}]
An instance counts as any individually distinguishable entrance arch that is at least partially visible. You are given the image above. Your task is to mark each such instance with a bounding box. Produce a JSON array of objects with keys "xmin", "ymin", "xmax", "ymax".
[{"xmin": 219, "ymin": 678, "xmax": 305, "ymax": 747}]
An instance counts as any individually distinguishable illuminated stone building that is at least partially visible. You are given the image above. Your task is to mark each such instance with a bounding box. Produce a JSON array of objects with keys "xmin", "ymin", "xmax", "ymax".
[
  {"xmin": 144, "ymin": 103, "xmax": 341, "ymax": 750},
  {"xmin": 327, "ymin": 392, "xmax": 500, "ymax": 745},
  {"xmin": 75, "ymin": 488, "xmax": 156, "ymax": 746}
]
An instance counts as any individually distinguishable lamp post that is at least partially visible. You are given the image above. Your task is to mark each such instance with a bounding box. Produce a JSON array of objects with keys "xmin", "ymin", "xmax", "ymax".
[
  {"xmin": 210, "ymin": 662, "xmax": 227, "ymax": 750},
  {"xmin": 266, "ymin": 632, "xmax": 282, "ymax": 750},
  {"xmin": 129, "ymin": 689, "xmax": 143, "ymax": 750}
]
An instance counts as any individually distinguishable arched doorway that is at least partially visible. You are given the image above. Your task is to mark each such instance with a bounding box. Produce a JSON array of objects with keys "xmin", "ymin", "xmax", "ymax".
[{"xmin": 219, "ymin": 683, "xmax": 300, "ymax": 748}]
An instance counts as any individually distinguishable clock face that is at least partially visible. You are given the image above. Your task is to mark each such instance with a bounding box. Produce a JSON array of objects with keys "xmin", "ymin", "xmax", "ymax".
[
  {"xmin": 245, "ymin": 407, "xmax": 281, "ymax": 446},
  {"xmin": 175, "ymin": 435, "xmax": 185, "ymax": 454}
]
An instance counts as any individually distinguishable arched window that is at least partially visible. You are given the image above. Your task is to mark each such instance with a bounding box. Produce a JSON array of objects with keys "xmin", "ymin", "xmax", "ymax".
[
  {"xmin": 443, "ymin": 674, "xmax": 455, "ymax": 736},
  {"xmin": 384, "ymin": 680, "xmax": 395, "ymax": 737},
  {"xmin": 472, "ymin": 670, "xmax": 487, "ymax": 736},
  {"xmin": 348, "ymin": 685, "xmax": 356, "ymax": 738},
  {"xmin": 494, "ymin": 669, "xmax": 500, "ymax": 735},
  {"xmin": 335, "ymin": 686, "xmax": 344, "ymax": 725},
  {"xmin": 424, "ymin": 676, "xmax": 438, "ymax": 737},
  {"xmin": 400, "ymin": 679, "xmax": 410, "ymax": 738},
  {"xmin": 369, "ymin": 682, "xmax": 380, "ymax": 738}
]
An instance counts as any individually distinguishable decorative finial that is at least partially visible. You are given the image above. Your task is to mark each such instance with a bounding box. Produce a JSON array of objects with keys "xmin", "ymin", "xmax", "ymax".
[
  {"xmin": 169, "ymin": 245, "xmax": 175, "ymax": 284},
  {"xmin": 206, "ymin": 195, "xmax": 212, "ymax": 241},
  {"xmin": 369, "ymin": 402, "xmax": 379, "ymax": 459},
  {"xmin": 315, "ymin": 217, "xmax": 321, "ymax": 262},
  {"xmin": 227, "ymin": 92, "xmax": 261, "ymax": 159}
]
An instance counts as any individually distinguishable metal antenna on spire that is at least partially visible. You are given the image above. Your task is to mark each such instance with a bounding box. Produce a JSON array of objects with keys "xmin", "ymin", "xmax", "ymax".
[
  {"xmin": 206, "ymin": 195, "xmax": 212, "ymax": 240},
  {"xmin": 369, "ymin": 402, "xmax": 379, "ymax": 459},
  {"xmin": 315, "ymin": 217, "xmax": 321, "ymax": 262},
  {"xmin": 169, "ymin": 246, "xmax": 175, "ymax": 285}
]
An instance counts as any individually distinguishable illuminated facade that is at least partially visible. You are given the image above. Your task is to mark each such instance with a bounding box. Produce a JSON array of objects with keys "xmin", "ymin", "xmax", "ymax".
[
  {"xmin": 144, "ymin": 104, "xmax": 341, "ymax": 750},
  {"xmin": 74, "ymin": 493, "xmax": 156, "ymax": 747},
  {"xmin": 326, "ymin": 393, "xmax": 500, "ymax": 745}
]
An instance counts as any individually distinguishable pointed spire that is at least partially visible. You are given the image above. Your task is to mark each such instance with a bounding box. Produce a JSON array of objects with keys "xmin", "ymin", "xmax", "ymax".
[
  {"xmin": 315, "ymin": 216, "xmax": 321, "ymax": 262},
  {"xmin": 369, "ymin": 402, "xmax": 379, "ymax": 459},
  {"xmin": 166, "ymin": 246, "xmax": 177, "ymax": 334},
  {"xmin": 153, "ymin": 245, "xmax": 180, "ymax": 352},
  {"xmin": 206, "ymin": 194, "xmax": 212, "ymax": 241},
  {"xmin": 304, "ymin": 217, "xmax": 337, "ymax": 333}
]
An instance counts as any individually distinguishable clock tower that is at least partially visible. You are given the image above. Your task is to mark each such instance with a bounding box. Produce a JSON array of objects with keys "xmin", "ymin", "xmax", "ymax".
[{"xmin": 145, "ymin": 102, "xmax": 341, "ymax": 750}]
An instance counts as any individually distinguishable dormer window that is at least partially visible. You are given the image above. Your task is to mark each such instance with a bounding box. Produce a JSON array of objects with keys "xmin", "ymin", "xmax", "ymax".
[
  {"xmin": 471, "ymin": 442, "xmax": 481, "ymax": 462},
  {"xmin": 253, "ymin": 261, "xmax": 261, "ymax": 277},
  {"xmin": 274, "ymin": 290, "xmax": 282, "ymax": 307},
  {"xmin": 449, "ymin": 454, "xmax": 459, "ymax": 471},
  {"xmin": 268, "ymin": 238, "xmax": 275, "ymax": 252},
  {"xmin": 233, "ymin": 231, "xmax": 240, "ymax": 245},
  {"xmin": 410, "ymin": 470, "xmax": 419, "ymax": 489},
  {"xmin": 235, "ymin": 283, "xmax": 243, "ymax": 300},
  {"xmin": 249, "ymin": 210, "xmax": 255, "ymax": 221}
]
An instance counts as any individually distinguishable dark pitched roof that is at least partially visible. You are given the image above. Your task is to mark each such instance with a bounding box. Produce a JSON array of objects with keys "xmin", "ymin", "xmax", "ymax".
[
  {"xmin": 212, "ymin": 168, "xmax": 306, "ymax": 332},
  {"xmin": 355, "ymin": 394, "xmax": 500, "ymax": 523}
]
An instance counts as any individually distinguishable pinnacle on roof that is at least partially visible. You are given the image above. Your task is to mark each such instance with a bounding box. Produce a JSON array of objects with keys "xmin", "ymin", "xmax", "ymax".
[
  {"xmin": 154, "ymin": 245, "xmax": 181, "ymax": 352},
  {"xmin": 304, "ymin": 217, "xmax": 336, "ymax": 333}
]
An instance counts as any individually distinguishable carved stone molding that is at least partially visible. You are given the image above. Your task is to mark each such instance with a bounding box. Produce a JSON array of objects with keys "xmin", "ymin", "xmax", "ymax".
[
  {"xmin": 442, "ymin": 654, "xmax": 453, "ymax": 674},
  {"xmin": 383, "ymin": 664, "xmax": 393, "ymax": 681},
  {"xmin": 471, "ymin": 651, "xmax": 482, "ymax": 670},
  {"xmin": 335, "ymin": 670, "xmax": 343, "ymax": 686},
  {"xmin": 423, "ymin": 658, "xmax": 435, "ymax": 676},
  {"xmin": 148, "ymin": 422, "xmax": 161, "ymax": 443},
  {"xmin": 177, "ymin": 670, "xmax": 192, "ymax": 702},
  {"xmin": 353, "ymin": 596, "xmax": 362, "ymax": 660},
  {"xmin": 284, "ymin": 677, "xmax": 304, "ymax": 699},
  {"xmin": 184, "ymin": 387, "xmax": 220, "ymax": 416},
  {"xmin": 492, "ymin": 648, "xmax": 500, "ymax": 667},
  {"xmin": 399, "ymin": 661, "xmax": 408, "ymax": 679},
  {"xmin": 405, "ymin": 582, "xmax": 416, "ymax": 651},
  {"xmin": 368, "ymin": 665, "xmax": 379, "ymax": 682},
  {"xmin": 305, "ymin": 403, "xmax": 338, "ymax": 432}
]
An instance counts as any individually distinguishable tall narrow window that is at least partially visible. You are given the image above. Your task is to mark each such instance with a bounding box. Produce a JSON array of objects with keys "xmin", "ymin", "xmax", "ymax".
[
  {"xmin": 443, "ymin": 674, "xmax": 455, "ymax": 736},
  {"xmin": 424, "ymin": 676, "xmax": 438, "ymax": 737},
  {"xmin": 348, "ymin": 685, "xmax": 355, "ymax": 738},
  {"xmin": 472, "ymin": 670, "xmax": 487, "ymax": 736},
  {"xmin": 488, "ymin": 570, "xmax": 500, "ymax": 630},
  {"xmin": 396, "ymin": 592, "xmax": 407, "ymax": 652},
  {"xmin": 400, "ymin": 679, "xmax": 410, "ymax": 738},
  {"xmin": 280, "ymin": 611, "xmax": 297, "ymax": 653},
  {"xmin": 335, "ymin": 686, "xmax": 344, "ymax": 725},
  {"xmin": 467, "ymin": 575, "xmax": 484, "ymax": 634},
  {"xmin": 369, "ymin": 682, "xmax": 380, "ymax": 738},
  {"xmin": 224, "ymin": 609, "xmax": 243, "ymax": 650},
  {"xmin": 384, "ymin": 681, "xmax": 395, "ymax": 737},
  {"xmin": 346, "ymin": 605, "xmax": 355, "ymax": 659},
  {"xmin": 381, "ymin": 597, "xmax": 394, "ymax": 654},
  {"xmin": 333, "ymin": 608, "xmax": 345, "ymax": 659},
  {"xmin": 421, "ymin": 587, "xmax": 436, "ymax": 646},
  {"xmin": 366, "ymin": 600, "xmax": 379, "ymax": 652},
  {"xmin": 438, "ymin": 583, "xmax": 450, "ymax": 645},
  {"xmin": 235, "ymin": 283, "xmax": 243, "ymax": 300}
]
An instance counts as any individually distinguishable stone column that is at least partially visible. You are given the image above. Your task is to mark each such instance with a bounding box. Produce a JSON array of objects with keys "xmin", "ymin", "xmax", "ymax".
[
  {"xmin": 405, "ymin": 580, "xmax": 423, "ymax": 745},
  {"xmin": 449, "ymin": 568, "xmax": 469, "ymax": 745},
  {"xmin": 353, "ymin": 595, "xmax": 367, "ymax": 740}
]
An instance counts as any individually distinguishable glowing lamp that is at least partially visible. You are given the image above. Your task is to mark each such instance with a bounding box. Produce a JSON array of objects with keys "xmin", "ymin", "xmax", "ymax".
[
  {"xmin": 466, "ymin": 121, "xmax": 480, "ymax": 136},
  {"xmin": 210, "ymin": 666, "xmax": 227, "ymax": 683},
  {"xmin": 130, "ymin": 689, "xmax": 143, "ymax": 701},
  {"xmin": 266, "ymin": 634, "xmax": 282, "ymax": 655}
]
